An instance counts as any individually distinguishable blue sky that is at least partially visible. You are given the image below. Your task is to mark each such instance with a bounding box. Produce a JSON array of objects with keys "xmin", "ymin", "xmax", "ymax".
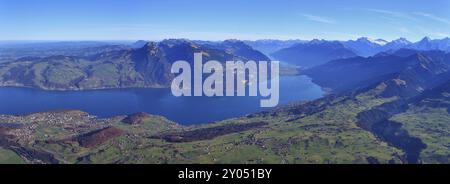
[{"xmin": 0, "ymin": 0, "xmax": 449, "ymax": 41}]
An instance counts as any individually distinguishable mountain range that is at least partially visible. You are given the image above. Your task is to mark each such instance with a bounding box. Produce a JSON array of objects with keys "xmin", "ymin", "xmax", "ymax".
[
  {"xmin": 0, "ymin": 37, "xmax": 450, "ymax": 164},
  {"xmin": 1, "ymin": 48, "xmax": 449, "ymax": 164},
  {"xmin": 341, "ymin": 37, "xmax": 450, "ymax": 57},
  {"xmin": 243, "ymin": 39, "xmax": 306, "ymax": 56},
  {"xmin": 271, "ymin": 39, "xmax": 358, "ymax": 67},
  {"xmin": 0, "ymin": 39, "xmax": 269, "ymax": 90},
  {"xmin": 270, "ymin": 37, "xmax": 450, "ymax": 67},
  {"xmin": 304, "ymin": 49, "xmax": 450, "ymax": 94},
  {"xmin": 1, "ymin": 37, "xmax": 450, "ymax": 90}
]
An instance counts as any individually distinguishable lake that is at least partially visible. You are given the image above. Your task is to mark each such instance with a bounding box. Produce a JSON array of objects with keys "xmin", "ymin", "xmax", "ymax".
[{"xmin": 0, "ymin": 75, "xmax": 323, "ymax": 125}]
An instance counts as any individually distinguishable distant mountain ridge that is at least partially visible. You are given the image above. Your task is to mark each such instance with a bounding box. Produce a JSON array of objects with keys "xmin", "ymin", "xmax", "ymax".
[
  {"xmin": 406, "ymin": 37, "xmax": 450, "ymax": 51},
  {"xmin": 271, "ymin": 39, "xmax": 358, "ymax": 67},
  {"xmin": 267, "ymin": 36, "xmax": 449, "ymax": 68},
  {"xmin": 342, "ymin": 37, "xmax": 450, "ymax": 57},
  {"xmin": 342, "ymin": 37, "xmax": 389, "ymax": 57},
  {"xmin": 243, "ymin": 39, "xmax": 306, "ymax": 56},
  {"xmin": 304, "ymin": 49, "xmax": 450, "ymax": 95}
]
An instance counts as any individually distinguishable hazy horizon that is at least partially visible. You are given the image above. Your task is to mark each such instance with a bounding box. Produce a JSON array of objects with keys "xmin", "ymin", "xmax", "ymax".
[{"xmin": 0, "ymin": 36, "xmax": 446, "ymax": 43}]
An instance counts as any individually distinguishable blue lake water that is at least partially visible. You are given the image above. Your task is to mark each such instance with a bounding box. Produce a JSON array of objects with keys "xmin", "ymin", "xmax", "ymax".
[{"xmin": 0, "ymin": 75, "xmax": 323, "ymax": 125}]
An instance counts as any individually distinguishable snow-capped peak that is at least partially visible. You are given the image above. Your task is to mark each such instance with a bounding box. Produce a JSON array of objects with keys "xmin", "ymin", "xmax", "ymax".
[
  {"xmin": 420, "ymin": 36, "xmax": 431, "ymax": 42},
  {"xmin": 356, "ymin": 37, "xmax": 388, "ymax": 46},
  {"xmin": 390, "ymin": 37, "xmax": 411, "ymax": 45},
  {"xmin": 373, "ymin": 39, "xmax": 388, "ymax": 46}
]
